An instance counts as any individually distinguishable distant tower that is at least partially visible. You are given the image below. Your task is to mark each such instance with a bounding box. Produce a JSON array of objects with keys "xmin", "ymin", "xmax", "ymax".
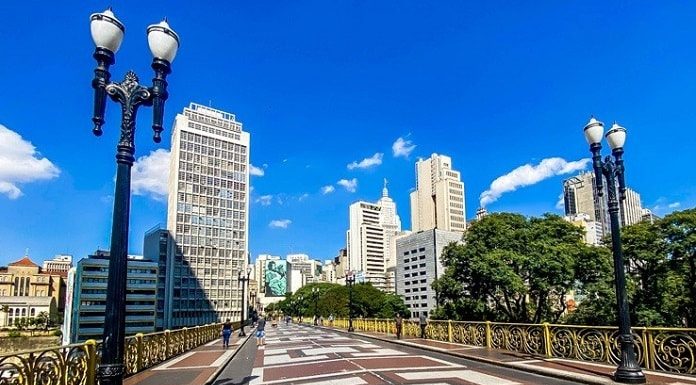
[
  {"xmin": 409, "ymin": 154, "xmax": 466, "ymax": 233},
  {"xmin": 475, "ymin": 207, "xmax": 488, "ymax": 221}
]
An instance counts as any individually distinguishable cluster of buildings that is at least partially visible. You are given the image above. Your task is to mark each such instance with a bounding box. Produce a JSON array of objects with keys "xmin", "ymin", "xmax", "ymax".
[{"xmin": 0, "ymin": 101, "xmax": 665, "ymax": 339}]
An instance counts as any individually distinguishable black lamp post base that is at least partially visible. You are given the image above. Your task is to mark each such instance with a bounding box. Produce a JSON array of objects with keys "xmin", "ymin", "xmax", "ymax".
[
  {"xmin": 239, "ymin": 327, "xmax": 246, "ymax": 337},
  {"xmin": 613, "ymin": 368, "xmax": 646, "ymax": 384},
  {"xmin": 96, "ymin": 363, "xmax": 125, "ymax": 385},
  {"xmin": 348, "ymin": 326, "xmax": 354, "ymax": 332}
]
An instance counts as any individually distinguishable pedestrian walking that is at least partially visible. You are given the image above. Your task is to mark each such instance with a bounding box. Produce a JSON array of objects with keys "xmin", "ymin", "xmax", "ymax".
[
  {"xmin": 419, "ymin": 313, "xmax": 428, "ymax": 339},
  {"xmin": 395, "ymin": 313, "xmax": 403, "ymax": 339},
  {"xmin": 221, "ymin": 318, "xmax": 233, "ymax": 348},
  {"xmin": 328, "ymin": 313, "xmax": 334, "ymax": 327},
  {"xmin": 256, "ymin": 316, "xmax": 267, "ymax": 346}
]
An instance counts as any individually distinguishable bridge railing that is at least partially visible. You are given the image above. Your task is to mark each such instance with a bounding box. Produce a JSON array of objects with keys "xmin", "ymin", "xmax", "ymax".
[
  {"xmin": 0, "ymin": 321, "xmax": 238, "ymax": 385},
  {"xmin": 335, "ymin": 318, "xmax": 696, "ymax": 375}
]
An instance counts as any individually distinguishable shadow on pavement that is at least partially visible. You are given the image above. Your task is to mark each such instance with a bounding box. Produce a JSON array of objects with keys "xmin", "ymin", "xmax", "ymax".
[{"xmin": 211, "ymin": 376, "xmax": 258, "ymax": 385}]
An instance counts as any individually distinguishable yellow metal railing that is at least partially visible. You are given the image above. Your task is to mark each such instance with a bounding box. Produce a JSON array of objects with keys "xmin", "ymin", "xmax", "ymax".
[
  {"xmin": 334, "ymin": 318, "xmax": 696, "ymax": 375},
  {"xmin": 0, "ymin": 322, "xmax": 238, "ymax": 384}
]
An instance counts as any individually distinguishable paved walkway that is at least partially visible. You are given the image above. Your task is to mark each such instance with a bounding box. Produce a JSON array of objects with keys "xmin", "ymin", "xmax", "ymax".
[
  {"xmin": 339, "ymin": 327, "xmax": 696, "ymax": 385},
  {"xmin": 215, "ymin": 323, "xmax": 584, "ymax": 384},
  {"xmin": 125, "ymin": 330, "xmax": 251, "ymax": 385}
]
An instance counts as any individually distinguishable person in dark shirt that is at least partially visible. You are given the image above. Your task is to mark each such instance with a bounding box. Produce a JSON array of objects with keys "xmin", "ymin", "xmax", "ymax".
[
  {"xmin": 256, "ymin": 316, "xmax": 266, "ymax": 346},
  {"xmin": 419, "ymin": 313, "xmax": 428, "ymax": 339},
  {"xmin": 221, "ymin": 319, "xmax": 233, "ymax": 348},
  {"xmin": 395, "ymin": 313, "xmax": 403, "ymax": 339}
]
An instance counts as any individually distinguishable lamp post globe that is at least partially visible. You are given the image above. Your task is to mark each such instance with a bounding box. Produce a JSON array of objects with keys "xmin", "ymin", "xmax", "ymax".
[
  {"xmin": 583, "ymin": 117, "xmax": 646, "ymax": 384},
  {"xmin": 90, "ymin": 8, "xmax": 178, "ymax": 385}
]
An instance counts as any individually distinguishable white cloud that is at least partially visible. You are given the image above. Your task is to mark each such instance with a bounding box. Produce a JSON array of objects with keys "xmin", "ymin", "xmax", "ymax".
[
  {"xmin": 668, "ymin": 202, "xmax": 681, "ymax": 209},
  {"xmin": 256, "ymin": 195, "xmax": 273, "ymax": 206},
  {"xmin": 480, "ymin": 157, "xmax": 590, "ymax": 207},
  {"xmin": 269, "ymin": 219, "xmax": 291, "ymax": 229},
  {"xmin": 131, "ymin": 149, "xmax": 170, "ymax": 200},
  {"xmin": 555, "ymin": 193, "xmax": 565, "ymax": 210},
  {"xmin": 249, "ymin": 164, "xmax": 265, "ymax": 176},
  {"xmin": 321, "ymin": 185, "xmax": 335, "ymax": 194},
  {"xmin": 0, "ymin": 124, "xmax": 60, "ymax": 199},
  {"xmin": 347, "ymin": 153, "xmax": 383, "ymax": 170},
  {"xmin": 299, "ymin": 193, "xmax": 309, "ymax": 201},
  {"xmin": 392, "ymin": 137, "xmax": 416, "ymax": 158},
  {"xmin": 337, "ymin": 178, "xmax": 358, "ymax": 193}
]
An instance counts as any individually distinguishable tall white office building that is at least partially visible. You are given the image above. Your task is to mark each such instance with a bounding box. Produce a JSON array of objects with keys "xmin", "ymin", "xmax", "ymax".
[
  {"xmin": 621, "ymin": 188, "xmax": 643, "ymax": 227},
  {"xmin": 410, "ymin": 154, "xmax": 466, "ymax": 233},
  {"xmin": 167, "ymin": 103, "xmax": 250, "ymax": 327},
  {"xmin": 346, "ymin": 185, "xmax": 402, "ymax": 291}
]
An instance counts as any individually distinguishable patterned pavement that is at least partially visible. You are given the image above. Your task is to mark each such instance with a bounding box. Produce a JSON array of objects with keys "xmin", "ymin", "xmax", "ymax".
[{"xmin": 241, "ymin": 323, "xmax": 580, "ymax": 385}]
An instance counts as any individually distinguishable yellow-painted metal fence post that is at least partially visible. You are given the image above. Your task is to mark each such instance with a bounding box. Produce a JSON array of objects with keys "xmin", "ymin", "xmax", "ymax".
[
  {"xmin": 164, "ymin": 329, "xmax": 171, "ymax": 358},
  {"xmin": 85, "ymin": 339, "xmax": 97, "ymax": 385},
  {"xmin": 136, "ymin": 333, "xmax": 144, "ymax": 372},
  {"xmin": 375, "ymin": 318, "xmax": 378, "ymax": 332},
  {"xmin": 448, "ymin": 320, "xmax": 453, "ymax": 342},
  {"xmin": 543, "ymin": 323, "xmax": 552, "ymax": 358},
  {"xmin": 642, "ymin": 328, "xmax": 652, "ymax": 370},
  {"xmin": 485, "ymin": 321, "xmax": 492, "ymax": 349},
  {"xmin": 183, "ymin": 327, "xmax": 189, "ymax": 350}
]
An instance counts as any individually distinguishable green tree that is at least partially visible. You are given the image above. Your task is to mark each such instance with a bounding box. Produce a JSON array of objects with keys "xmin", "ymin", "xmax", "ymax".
[{"xmin": 435, "ymin": 212, "xmax": 612, "ymax": 324}]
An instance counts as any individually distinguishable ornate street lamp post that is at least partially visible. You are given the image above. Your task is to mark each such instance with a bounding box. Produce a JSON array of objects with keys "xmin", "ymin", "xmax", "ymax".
[
  {"xmin": 312, "ymin": 287, "xmax": 319, "ymax": 325},
  {"xmin": 238, "ymin": 267, "xmax": 252, "ymax": 336},
  {"xmin": 583, "ymin": 117, "xmax": 646, "ymax": 384},
  {"xmin": 346, "ymin": 273, "xmax": 355, "ymax": 332},
  {"xmin": 89, "ymin": 8, "xmax": 179, "ymax": 385}
]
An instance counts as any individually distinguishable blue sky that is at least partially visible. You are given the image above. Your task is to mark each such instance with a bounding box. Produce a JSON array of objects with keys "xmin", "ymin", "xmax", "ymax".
[{"xmin": 1, "ymin": 2, "xmax": 695, "ymax": 267}]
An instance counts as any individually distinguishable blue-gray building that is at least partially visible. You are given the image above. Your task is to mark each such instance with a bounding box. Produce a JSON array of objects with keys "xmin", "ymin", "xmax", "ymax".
[
  {"xmin": 64, "ymin": 250, "xmax": 158, "ymax": 343},
  {"xmin": 143, "ymin": 226, "xmax": 176, "ymax": 330}
]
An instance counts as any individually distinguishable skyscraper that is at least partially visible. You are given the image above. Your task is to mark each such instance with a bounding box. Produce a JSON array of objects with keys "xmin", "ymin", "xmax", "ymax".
[
  {"xmin": 409, "ymin": 154, "xmax": 466, "ymax": 233},
  {"xmin": 563, "ymin": 171, "xmax": 643, "ymax": 234},
  {"xmin": 167, "ymin": 103, "xmax": 250, "ymax": 327},
  {"xmin": 563, "ymin": 172, "xmax": 609, "ymax": 234},
  {"xmin": 621, "ymin": 188, "xmax": 643, "ymax": 227},
  {"xmin": 346, "ymin": 185, "xmax": 402, "ymax": 291}
]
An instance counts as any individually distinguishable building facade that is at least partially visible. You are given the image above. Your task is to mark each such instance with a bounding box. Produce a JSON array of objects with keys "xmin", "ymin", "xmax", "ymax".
[
  {"xmin": 409, "ymin": 154, "xmax": 466, "ymax": 233},
  {"xmin": 621, "ymin": 188, "xmax": 643, "ymax": 227},
  {"xmin": 564, "ymin": 213, "xmax": 604, "ymax": 246},
  {"xmin": 42, "ymin": 255, "xmax": 73, "ymax": 276},
  {"xmin": 143, "ymin": 226, "xmax": 176, "ymax": 330},
  {"xmin": 167, "ymin": 103, "xmax": 250, "ymax": 327},
  {"xmin": 0, "ymin": 256, "xmax": 65, "ymax": 327},
  {"xmin": 64, "ymin": 251, "xmax": 157, "ymax": 343},
  {"xmin": 395, "ymin": 229, "xmax": 462, "ymax": 319}
]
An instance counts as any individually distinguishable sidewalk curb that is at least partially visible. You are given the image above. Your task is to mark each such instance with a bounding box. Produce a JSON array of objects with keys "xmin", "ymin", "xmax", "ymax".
[
  {"xmin": 204, "ymin": 327, "xmax": 256, "ymax": 385},
  {"xmin": 318, "ymin": 326, "xmax": 617, "ymax": 385}
]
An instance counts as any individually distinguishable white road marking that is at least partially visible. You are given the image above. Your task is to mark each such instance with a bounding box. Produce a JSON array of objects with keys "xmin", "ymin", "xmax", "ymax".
[
  {"xmin": 301, "ymin": 347, "xmax": 357, "ymax": 355},
  {"xmin": 264, "ymin": 354, "xmax": 328, "ymax": 365},
  {"xmin": 211, "ymin": 349, "xmax": 235, "ymax": 366},
  {"xmin": 351, "ymin": 348, "xmax": 407, "ymax": 357},
  {"xmin": 301, "ymin": 377, "xmax": 368, "ymax": 385},
  {"xmin": 249, "ymin": 367, "xmax": 263, "ymax": 385},
  {"xmin": 397, "ymin": 369, "xmax": 520, "ymax": 385}
]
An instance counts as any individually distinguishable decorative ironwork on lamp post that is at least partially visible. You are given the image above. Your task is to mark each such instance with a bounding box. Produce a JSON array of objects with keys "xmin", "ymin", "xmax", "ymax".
[
  {"xmin": 583, "ymin": 117, "xmax": 646, "ymax": 384},
  {"xmin": 238, "ymin": 267, "xmax": 252, "ymax": 336},
  {"xmin": 346, "ymin": 273, "xmax": 355, "ymax": 332},
  {"xmin": 89, "ymin": 8, "xmax": 179, "ymax": 385}
]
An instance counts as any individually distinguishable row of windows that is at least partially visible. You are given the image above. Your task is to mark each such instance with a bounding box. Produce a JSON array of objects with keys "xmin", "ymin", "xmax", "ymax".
[
  {"xmin": 405, "ymin": 295, "xmax": 428, "ymax": 300},
  {"xmin": 177, "ymin": 160, "xmax": 247, "ymax": 181},
  {"xmin": 185, "ymin": 120, "xmax": 242, "ymax": 140},
  {"xmin": 181, "ymin": 129, "xmax": 245, "ymax": 149},
  {"xmin": 403, "ymin": 247, "xmax": 426, "ymax": 256},
  {"xmin": 178, "ymin": 141, "xmax": 247, "ymax": 163},
  {"xmin": 404, "ymin": 279, "xmax": 427, "ymax": 286},
  {"xmin": 177, "ymin": 171, "xmax": 247, "ymax": 193},
  {"xmin": 404, "ymin": 287, "xmax": 427, "ymax": 293},
  {"xmin": 403, "ymin": 254, "xmax": 427, "ymax": 264},
  {"xmin": 404, "ymin": 271, "xmax": 427, "ymax": 278}
]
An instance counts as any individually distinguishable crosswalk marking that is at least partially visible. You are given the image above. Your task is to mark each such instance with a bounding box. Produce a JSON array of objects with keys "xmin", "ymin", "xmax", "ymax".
[{"xmin": 396, "ymin": 369, "xmax": 520, "ymax": 385}]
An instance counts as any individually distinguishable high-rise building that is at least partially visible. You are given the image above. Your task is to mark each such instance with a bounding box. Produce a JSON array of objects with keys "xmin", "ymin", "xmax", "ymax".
[
  {"xmin": 64, "ymin": 251, "xmax": 157, "ymax": 343},
  {"xmin": 409, "ymin": 154, "xmax": 466, "ymax": 233},
  {"xmin": 563, "ymin": 172, "xmax": 643, "ymax": 233},
  {"xmin": 167, "ymin": 103, "xmax": 250, "ymax": 327},
  {"xmin": 143, "ymin": 226, "xmax": 176, "ymax": 330},
  {"xmin": 254, "ymin": 254, "xmax": 285, "ymax": 314},
  {"xmin": 395, "ymin": 229, "xmax": 462, "ymax": 319},
  {"xmin": 621, "ymin": 188, "xmax": 643, "ymax": 227},
  {"xmin": 346, "ymin": 183, "xmax": 402, "ymax": 291},
  {"xmin": 563, "ymin": 172, "xmax": 609, "ymax": 234}
]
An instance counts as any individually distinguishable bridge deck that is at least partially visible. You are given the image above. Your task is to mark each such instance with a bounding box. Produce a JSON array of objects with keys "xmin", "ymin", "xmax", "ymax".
[{"xmin": 128, "ymin": 323, "xmax": 696, "ymax": 385}]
